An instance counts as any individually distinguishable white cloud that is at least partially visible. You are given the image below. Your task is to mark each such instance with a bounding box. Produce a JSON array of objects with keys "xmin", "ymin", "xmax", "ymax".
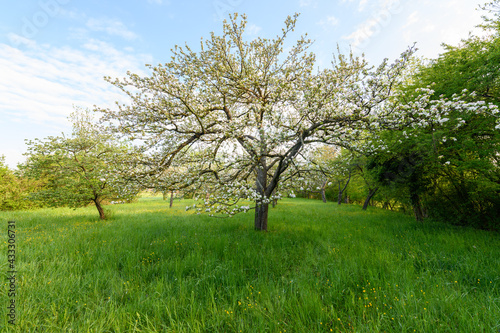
[
  {"xmin": 7, "ymin": 33, "xmax": 37, "ymax": 49},
  {"xmin": 423, "ymin": 24, "xmax": 435, "ymax": 33},
  {"xmin": 58, "ymin": 8, "xmax": 84, "ymax": 20},
  {"xmin": 0, "ymin": 38, "xmax": 153, "ymax": 167},
  {"xmin": 403, "ymin": 11, "xmax": 420, "ymax": 29},
  {"xmin": 397, "ymin": 1, "xmax": 485, "ymax": 59},
  {"xmin": 299, "ymin": 0, "xmax": 317, "ymax": 8},
  {"xmin": 319, "ymin": 16, "xmax": 340, "ymax": 29},
  {"xmin": 339, "ymin": 0, "xmax": 369, "ymax": 11},
  {"xmin": 86, "ymin": 18, "xmax": 139, "ymax": 40},
  {"xmin": 342, "ymin": 18, "xmax": 380, "ymax": 52},
  {"xmin": 342, "ymin": 0, "xmax": 409, "ymax": 53},
  {"xmin": 341, "ymin": 0, "xmax": 487, "ymax": 65},
  {"xmin": 245, "ymin": 24, "xmax": 262, "ymax": 36},
  {"xmin": 0, "ymin": 147, "xmax": 25, "ymax": 169},
  {"xmin": 358, "ymin": 0, "xmax": 368, "ymax": 12},
  {"xmin": 341, "ymin": 0, "xmax": 402, "ymax": 13}
]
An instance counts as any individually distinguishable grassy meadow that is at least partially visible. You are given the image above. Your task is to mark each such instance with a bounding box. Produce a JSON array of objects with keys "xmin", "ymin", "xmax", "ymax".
[{"xmin": 0, "ymin": 196, "xmax": 499, "ymax": 332}]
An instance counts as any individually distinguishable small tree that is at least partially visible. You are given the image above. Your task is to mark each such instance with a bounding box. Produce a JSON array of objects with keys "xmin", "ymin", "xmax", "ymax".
[
  {"xmin": 292, "ymin": 146, "xmax": 353, "ymax": 204},
  {"xmin": 22, "ymin": 110, "xmax": 139, "ymax": 219},
  {"xmin": 0, "ymin": 156, "xmax": 24, "ymax": 210},
  {"xmin": 0, "ymin": 156, "xmax": 45, "ymax": 211}
]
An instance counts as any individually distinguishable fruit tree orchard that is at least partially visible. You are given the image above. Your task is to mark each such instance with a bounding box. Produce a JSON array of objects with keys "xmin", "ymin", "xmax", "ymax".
[{"xmin": 99, "ymin": 14, "xmax": 499, "ymax": 231}]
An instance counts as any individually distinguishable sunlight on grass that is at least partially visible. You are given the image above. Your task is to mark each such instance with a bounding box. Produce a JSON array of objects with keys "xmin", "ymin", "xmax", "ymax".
[{"xmin": 0, "ymin": 198, "xmax": 499, "ymax": 332}]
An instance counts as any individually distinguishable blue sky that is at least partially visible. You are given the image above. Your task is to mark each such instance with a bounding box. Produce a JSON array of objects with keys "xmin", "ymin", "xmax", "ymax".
[{"xmin": 0, "ymin": 0, "xmax": 486, "ymax": 167}]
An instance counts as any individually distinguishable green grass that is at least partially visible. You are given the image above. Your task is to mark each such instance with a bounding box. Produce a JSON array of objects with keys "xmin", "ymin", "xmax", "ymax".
[{"xmin": 0, "ymin": 198, "xmax": 499, "ymax": 332}]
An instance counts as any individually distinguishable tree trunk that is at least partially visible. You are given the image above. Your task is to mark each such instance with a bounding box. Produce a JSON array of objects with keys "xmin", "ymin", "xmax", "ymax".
[
  {"xmin": 408, "ymin": 179, "xmax": 424, "ymax": 222},
  {"xmin": 337, "ymin": 171, "xmax": 352, "ymax": 205},
  {"xmin": 362, "ymin": 187, "xmax": 378, "ymax": 210},
  {"xmin": 320, "ymin": 180, "xmax": 327, "ymax": 203},
  {"xmin": 254, "ymin": 165, "xmax": 268, "ymax": 231},
  {"xmin": 338, "ymin": 182, "xmax": 342, "ymax": 205},
  {"xmin": 94, "ymin": 199, "xmax": 106, "ymax": 220},
  {"xmin": 410, "ymin": 192, "xmax": 424, "ymax": 222},
  {"xmin": 254, "ymin": 202, "xmax": 269, "ymax": 231},
  {"xmin": 271, "ymin": 187, "xmax": 278, "ymax": 208},
  {"xmin": 169, "ymin": 190, "xmax": 174, "ymax": 208}
]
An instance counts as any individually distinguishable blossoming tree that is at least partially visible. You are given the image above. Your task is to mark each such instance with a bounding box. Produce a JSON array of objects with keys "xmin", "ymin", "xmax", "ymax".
[
  {"xmin": 22, "ymin": 109, "xmax": 140, "ymax": 219},
  {"xmin": 98, "ymin": 14, "xmax": 461, "ymax": 231}
]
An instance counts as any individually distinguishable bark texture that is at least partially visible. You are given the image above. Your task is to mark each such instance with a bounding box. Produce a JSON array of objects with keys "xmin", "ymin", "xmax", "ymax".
[
  {"xmin": 362, "ymin": 187, "xmax": 379, "ymax": 210},
  {"xmin": 254, "ymin": 166, "xmax": 268, "ymax": 231},
  {"xmin": 94, "ymin": 199, "xmax": 106, "ymax": 220},
  {"xmin": 337, "ymin": 171, "xmax": 352, "ymax": 205}
]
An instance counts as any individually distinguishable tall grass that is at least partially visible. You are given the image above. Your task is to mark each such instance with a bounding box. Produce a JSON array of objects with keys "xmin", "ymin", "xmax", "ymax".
[{"xmin": 0, "ymin": 198, "xmax": 499, "ymax": 332}]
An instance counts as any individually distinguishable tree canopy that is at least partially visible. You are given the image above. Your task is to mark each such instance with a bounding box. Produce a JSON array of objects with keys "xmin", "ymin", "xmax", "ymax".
[
  {"xmin": 0, "ymin": 156, "xmax": 45, "ymax": 211},
  {"xmin": 359, "ymin": 2, "xmax": 500, "ymax": 228},
  {"xmin": 22, "ymin": 109, "xmax": 139, "ymax": 219},
  {"xmin": 99, "ymin": 13, "xmax": 421, "ymax": 230}
]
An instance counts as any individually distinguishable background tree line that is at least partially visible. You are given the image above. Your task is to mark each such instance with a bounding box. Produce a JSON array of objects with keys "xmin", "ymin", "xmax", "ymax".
[{"xmin": 295, "ymin": 2, "xmax": 500, "ymax": 229}]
